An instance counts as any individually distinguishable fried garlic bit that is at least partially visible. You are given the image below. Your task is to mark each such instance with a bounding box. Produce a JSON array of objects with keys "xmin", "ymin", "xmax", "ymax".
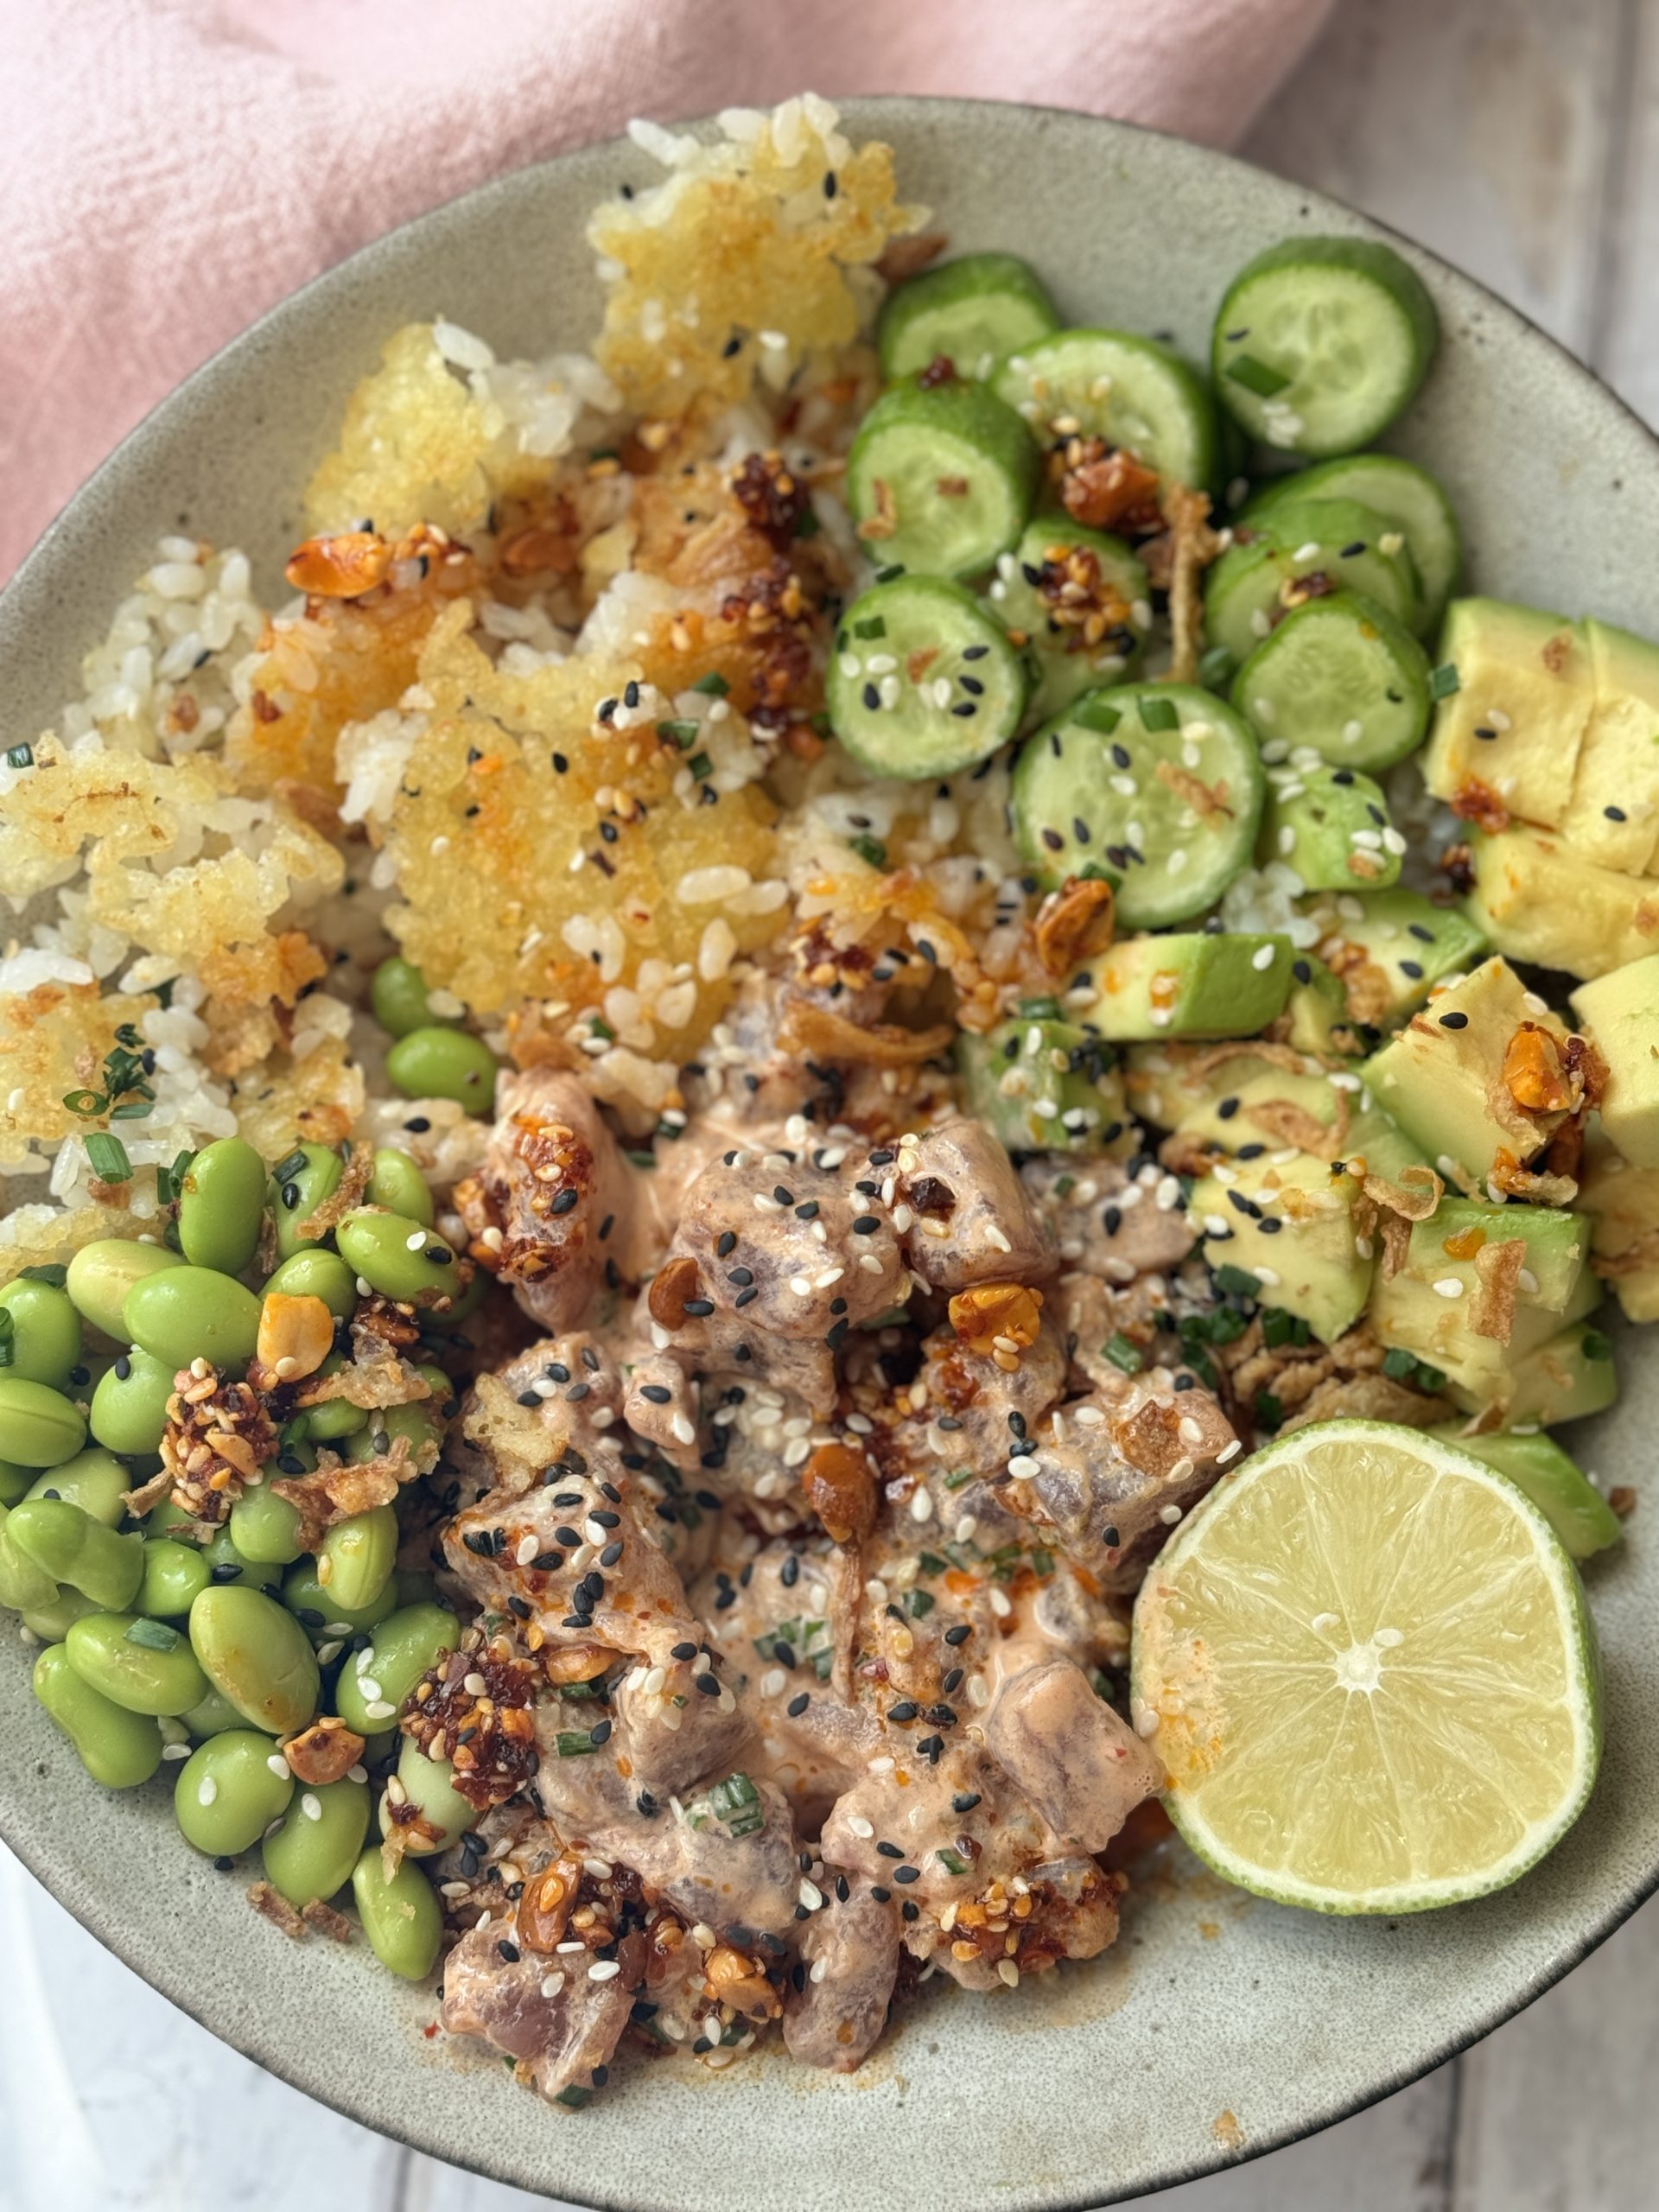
[{"xmin": 950, "ymin": 1281, "xmax": 1045, "ymax": 1369}]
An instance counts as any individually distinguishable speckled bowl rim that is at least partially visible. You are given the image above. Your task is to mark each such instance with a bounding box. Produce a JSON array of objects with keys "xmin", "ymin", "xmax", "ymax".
[{"xmin": 3, "ymin": 94, "xmax": 1658, "ymax": 2211}]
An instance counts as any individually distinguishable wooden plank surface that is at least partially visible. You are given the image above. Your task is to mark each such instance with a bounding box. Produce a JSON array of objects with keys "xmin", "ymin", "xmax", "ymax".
[{"xmin": 1, "ymin": 3, "xmax": 1656, "ymax": 2208}]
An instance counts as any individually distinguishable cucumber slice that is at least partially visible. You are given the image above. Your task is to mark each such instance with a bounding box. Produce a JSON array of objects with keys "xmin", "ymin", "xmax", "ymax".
[
  {"xmin": 1231, "ymin": 589, "xmax": 1433, "ymax": 771},
  {"xmin": 846, "ymin": 377, "xmax": 1038, "ymax": 580},
  {"xmin": 1243, "ymin": 454, "xmax": 1460, "ymax": 626},
  {"xmin": 1212, "ymin": 236, "xmax": 1440, "ymax": 456},
  {"xmin": 1204, "ymin": 496, "xmax": 1423, "ymax": 670},
  {"xmin": 986, "ymin": 519, "xmax": 1152, "ymax": 721},
  {"xmin": 826, "ymin": 576, "xmax": 1027, "ymax": 779},
  {"xmin": 877, "ymin": 252, "xmax": 1061, "ymax": 383},
  {"xmin": 1259, "ymin": 763, "xmax": 1402, "ymax": 893},
  {"xmin": 992, "ymin": 330, "xmax": 1218, "ymax": 490},
  {"xmin": 1010, "ymin": 683, "xmax": 1265, "ymax": 927},
  {"xmin": 956, "ymin": 1016, "xmax": 1126, "ymax": 1152}
]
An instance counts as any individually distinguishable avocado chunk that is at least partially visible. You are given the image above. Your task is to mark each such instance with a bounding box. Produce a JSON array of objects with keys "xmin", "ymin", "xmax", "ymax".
[
  {"xmin": 987, "ymin": 520, "xmax": 1151, "ymax": 719},
  {"xmin": 1506, "ymin": 1318, "xmax": 1619, "ymax": 1428},
  {"xmin": 1188, "ymin": 1148, "xmax": 1372, "ymax": 1344},
  {"xmin": 1368, "ymin": 1195, "xmax": 1591, "ymax": 1414},
  {"xmin": 1175, "ymin": 1065, "xmax": 1426, "ymax": 1185},
  {"xmin": 1304, "ymin": 886, "xmax": 1488, "ymax": 1028},
  {"xmin": 1076, "ymin": 932, "xmax": 1294, "ymax": 1042},
  {"xmin": 1427, "ymin": 1426, "xmax": 1623, "ymax": 1560},
  {"xmin": 1259, "ymin": 764, "xmax": 1402, "ymax": 893},
  {"xmin": 1465, "ymin": 823, "xmax": 1659, "ymax": 981},
  {"xmin": 1555, "ymin": 618, "xmax": 1659, "ymax": 874},
  {"xmin": 1578, "ymin": 1138, "xmax": 1659, "ymax": 1323},
  {"xmin": 1364, "ymin": 956, "xmax": 1577, "ymax": 1191},
  {"xmin": 1570, "ymin": 952, "xmax": 1659, "ymax": 1168},
  {"xmin": 1421, "ymin": 598, "xmax": 1591, "ymax": 831},
  {"xmin": 957, "ymin": 1014, "xmax": 1128, "ymax": 1154}
]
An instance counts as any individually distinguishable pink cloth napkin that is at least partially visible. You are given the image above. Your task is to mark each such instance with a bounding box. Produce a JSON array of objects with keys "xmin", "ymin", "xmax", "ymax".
[{"xmin": 0, "ymin": 0, "xmax": 1332, "ymax": 583}]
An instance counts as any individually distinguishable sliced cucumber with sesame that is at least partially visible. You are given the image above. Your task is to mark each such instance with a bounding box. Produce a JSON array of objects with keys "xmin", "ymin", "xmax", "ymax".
[
  {"xmin": 992, "ymin": 330, "xmax": 1218, "ymax": 490},
  {"xmin": 1258, "ymin": 763, "xmax": 1402, "ymax": 893},
  {"xmin": 986, "ymin": 519, "xmax": 1152, "ymax": 721},
  {"xmin": 957, "ymin": 1016, "xmax": 1127, "ymax": 1152},
  {"xmin": 1243, "ymin": 454, "xmax": 1460, "ymax": 626},
  {"xmin": 1231, "ymin": 590, "xmax": 1433, "ymax": 772},
  {"xmin": 877, "ymin": 252, "xmax": 1061, "ymax": 383},
  {"xmin": 1212, "ymin": 237, "xmax": 1440, "ymax": 456},
  {"xmin": 827, "ymin": 576, "xmax": 1028, "ymax": 779},
  {"xmin": 846, "ymin": 376, "xmax": 1039, "ymax": 579},
  {"xmin": 1204, "ymin": 497, "xmax": 1423, "ymax": 672},
  {"xmin": 1010, "ymin": 683, "xmax": 1265, "ymax": 928}
]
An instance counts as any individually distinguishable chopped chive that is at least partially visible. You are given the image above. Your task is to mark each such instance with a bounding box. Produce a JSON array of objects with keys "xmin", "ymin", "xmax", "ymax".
[
  {"xmin": 1582, "ymin": 1329, "xmax": 1614, "ymax": 1362},
  {"xmin": 1225, "ymin": 353, "xmax": 1292, "ymax": 397},
  {"xmin": 85, "ymin": 1132, "xmax": 132, "ymax": 1183},
  {"xmin": 852, "ymin": 615, "xmax": 887, "ymax": 639},
  {"xmin": 1137, "ymin": 694, "xmax": 1179, "ymax": 733},
  {"xmin": 1069, "ymin": 696, "xmax": 1122, "ymax": 734},
  {"xmin": 686, "ymin": 752, "xmax": 715, "ymax": 782},
  {"xmin": 1428, "ymin": 662, "xmax": 1460, "ymax": 700},
  {"xmin": 1212, "ymin": 1262, "xmax": 1263, "ymax": 1301},
  {"xmin": 849, "ymin": 833, "xmax": 887, "ymax": 870},
  {"xmin": 690, "ymin": 671, "xmax": 730, "ymax": 697},
  {"xmin": 555, "ymin": 1730, "xmax": 599, "ymax": 1758},
  {"xmin": 1103, "ymin": 1332, "xmax": 1144, "ymax": 1376},
  {"xmin": 125, "ymin": 1618, "xmax": 179, "ymax": 1649},
  {"xmin": 656, "ymin": 718, "xmax": 701, "ymax": 747},
  {"xmin": 61, "ymin": 1089, "xmax": 107, "ymax": 1117}
]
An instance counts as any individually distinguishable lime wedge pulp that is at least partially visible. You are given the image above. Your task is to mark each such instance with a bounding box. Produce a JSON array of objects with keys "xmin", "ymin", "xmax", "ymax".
[{"xmin": 1130, "ymin": 1420, "xmax": 1602, "ymax": 1914}]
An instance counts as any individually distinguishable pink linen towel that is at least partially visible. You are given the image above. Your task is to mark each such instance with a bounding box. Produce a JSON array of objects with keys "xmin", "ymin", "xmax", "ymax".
[{"xmin": 0, "ymin": 0, "xmax": 1333, "ymax": 582}]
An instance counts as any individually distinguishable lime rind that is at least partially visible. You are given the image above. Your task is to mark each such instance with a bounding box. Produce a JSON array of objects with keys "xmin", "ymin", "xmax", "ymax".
[{"xmin": 1130, "ymin": 1418, "xmax": 1602, "ymax": 1916}]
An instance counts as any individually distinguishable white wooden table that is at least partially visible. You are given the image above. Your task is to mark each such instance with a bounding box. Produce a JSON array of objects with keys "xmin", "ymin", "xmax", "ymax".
[{"xmin": 3, "ymin": 1, "xmax": 1656, "ymax": 2204}]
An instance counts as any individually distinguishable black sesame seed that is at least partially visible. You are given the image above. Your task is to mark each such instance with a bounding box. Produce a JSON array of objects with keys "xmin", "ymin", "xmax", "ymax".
[
  {"xmin": 1438, "ymin": 1010, "xmax": 1470, "ymax": 1029},
  {"xmin": 876, "ymin": 1840, "xmax": 904, "ymax": 1859},
  {"xmin": 787, "ymin": 1692, "xmax": 810, "ymax": 1717},
  {"xmin": 716, "ymin": 1230, "xmax": 736, "ymax": 1257}
]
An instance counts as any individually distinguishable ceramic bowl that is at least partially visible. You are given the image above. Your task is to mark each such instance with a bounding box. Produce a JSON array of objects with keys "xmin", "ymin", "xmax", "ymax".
[{"xmin": 2, "ymin": 97, "xmax": 1656, "ymax": 2211}]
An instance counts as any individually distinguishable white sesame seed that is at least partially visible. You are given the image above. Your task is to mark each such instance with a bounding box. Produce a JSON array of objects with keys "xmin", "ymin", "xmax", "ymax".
[
  {"xmin": 265, "ymin": 1753, "xmax": 291, "ymax": 1778},
  {"xmin": 909, "ymin": 1487, "xmax": 934, "ymax": 1523},
  {"xmin": 516, "ymin": 1534, "xmax": 539, "ymax": 1565},
  {"xmin": 1250, "ymin": 944, "xmax": 1276, "ymax": 971},
  {"xmin": 301, "ymin": 1793, "xmax": 321, "ymax": 1821},
  {"xmin": 541, "ymin": 1973, "xmax": 566, "ymax": 1999},
  {"xmin": 198, "ymin": 1777, "xmax": 218, "ymax": 1806},
  {"xmin": 1433, "ymin": 1277, "xmax": 1465, "ymax": 1299},
  {"xmin": 588, "ymin": 1960, "xmax": 622, "ymax": 1982},
  {"xmin": 847, "ymin": 1814, "xmax": 874, "ymax": 1839},
  {"xmin": 1217, "ymin": 1440, "xmax": 1242, "ymax": 1464}
]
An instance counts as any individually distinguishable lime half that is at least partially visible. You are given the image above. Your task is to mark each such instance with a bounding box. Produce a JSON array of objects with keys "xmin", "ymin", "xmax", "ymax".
[{"xmin": 1131, "ymin": 1419, "xmax": 1602, "ymax": 1914}]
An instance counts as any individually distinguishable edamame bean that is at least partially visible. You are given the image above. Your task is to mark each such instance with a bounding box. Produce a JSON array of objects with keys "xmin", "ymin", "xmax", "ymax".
[
  {"xmin": 366, "ymin": 1147, "xmax": 435, "ymax": 1226},
  {"xmin": 380, "ymin": 1738, "xmax": 472, "ymax": 1854},
  {"xmin": 263, "ymin": 1775, "xmax": 371, "ymax": 1906},
  {"xmin": 180, "ymin": 1681, "xmax": 243, "ymax": 1738},
  {"xmin": 385, "ymin": 1026, "xmax": 498, "ymax": 1114},
  {"xmin": 0, "ymin": 1456, "xmax": 33, "ymax": 1506},
  {"xmin": 202, "ymin": 1526, "xmax": 284, "ymax": 1594},
  {"xmin": 282, "ymin": 1557, "xmax": 398, "ymax": 1640},
  {"xmin": 34, "ymin": 1643, "xmax": 163, "ymax": 1788},
  {"xmin": 25, "ymin": 1445, "xmax": 131, "ymax": 1526},
  {"xmin": 89, "ymin": 1348, "xmax": 176, "ymax": 1456},
  {"xmin": 65, "ymin": 1611, "xmax": 210, "ymax": 1714},
  {"xmin": 65, "ymin": 1239, "xmax": 183, "ymax": 1342},
  {"xmin": 268, "ymin": 1143, "xmax": 345, "ymax": 1262},
  {"xmin": 370, "ymin": 957, "xmax": 453, "ymax": 1040},
  {"xmin": 262, "ymin": 1248, "xmax": 356, "ymax": 1320},
  {"xmin": 177, "ymin": 1137, "xmax": 268, "ymax": 1276},
  {"xmin": 22, "ymin": 1584, "xmax": 99, "ymax": 1643},
  {"xmin": 138, "ymin": 1538, "xmax": 213, "ymax": 1618},
  {"xmin": 300, "ymin": 1354, "xmax": 367, "ymax": 1442},
  {"xmin": 335, "ymin": 1211, "xmax": 461, "ymax": 1305},
  {"xmin": 0, "ymin": 1376, "xmax": 87, "ymax": 1467},
  {"xmin": 318, "ymin": 1503, "xmax": 399, "ymax": 1615},
  {"xmin": 0, "ymin": 1278, "xmax": 82, "ymax": 1389},
  {"xmin": 228, "ymin": 1485, "xmax": 305, "ymax": 1566},
  {"xmin": 123, "ymin": 1266, "xmax": 261, "ymax": 1376},
  {"xmin": 0, "ymin": 1503, "xmax": 60, "ymax": 1612},
  {"xmin": 334, "ymin": 1603, "xmax": 458, "ymax": 1734},
  {"xmin": 174, "ymin": 1729, "xmax": 293, "ymax": 1856},
  {"xmin": 5, "ymin": 1498, "xmax": 144, "ymax": 1609},
  {"xmin": 352, "ymin": 1844, "xmax": 442, "ymax": 1980},
  {"xmin": 189, "ymin": 1585, "xmax": 320, "ymax": 1733}
]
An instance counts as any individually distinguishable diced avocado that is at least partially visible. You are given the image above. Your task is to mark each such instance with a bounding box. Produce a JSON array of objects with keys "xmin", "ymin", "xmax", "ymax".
[
  {"xmin": 1555, "ymin": 618, "xmax": 1659, "ymax": 874},
  {"xmin": 1364, "ymin": 956, "xmax": 1573, "ymax": 1191},
  {"xmin": 1427, "ymin": 1426, "xmax": 1623, "ymax": 1560},
  {"xmin": 957, "ymin": 1014, "xmax": 1127, "ymax": 1154},
  {"xmin": 1122, "ymin": 1042, "xmax": 1285, "ymax": 1128},
  {"xmin": 1421, "ymin": 598, "xmax": 1591, "ymax": 831},
  {"xmin": 1369, "ymin": 1248, "xmax": 1591, "ymax": 1418},
  {"xmin": 1076, "ymin": 932, "xmax": 1294, "ymax": 1042},
  {"xmin": 1578, "ymin": 1138, "xmax": 1659, "ymax": 1323},
  {"xmin": 1506, "ymin": 1318, "xmax": 1619, "ymax": 1427},
  {"xmin": 1259, "ymin": 765, "xmax": 1401, "ymax": 893},
  {"xmin": 1173, "ymin": 1065, "xmax": 1425, "ymax": 1183},
  {"xmin": 1281, "ymin": 956, "xmax": 1357, "ymax": 1058},
  {"xmin": 1570, "ymin": 953, "xmax": 1659, "ymax": 1168},
  {"xmin": 1303, "ymin": 886, "xmax": 1488, "ymax": 1028},
  {"xmin": 1465, "ymin": 823, "xmax": 1659, "ymax": 981},
  {"xmin": 987, "ymin": 520, "xmax": 1151, "ymax": 719},
  {"xmin": 1189, "ymin": 1149, "xmax": 1372, "ymax": 1344},
  {"xmin": 1404, "ymin": 1197, "xmax": 1586, "ymax": 1312}
]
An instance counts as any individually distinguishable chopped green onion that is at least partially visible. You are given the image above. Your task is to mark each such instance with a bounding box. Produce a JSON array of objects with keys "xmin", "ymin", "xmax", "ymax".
[
  {"xmin": 1070, "ymin": 696, "xmax": 1122, "ymax": 734},
  {"xmin": 942, "ymin": 1467, "xmax": 976, "ymax": 1491},
  {"xmin": 1225, "ymin": 353, "xmax": 1292, "ymax": 398},
  {"xmin": 589, "ymin": 1016, "xmax": 615, "ymax": 1042},
  {"xmin": 19, "ymin": 1264, "xmax": 67, "ymax": 1287},
  {"xmin": 1052, "ymin": 1173, "xmax": 1076, "ymax": 1198},
  {"xmin": 935, "ymin": 1847, "xmax": 969, "ymax": 1876},
  {"xmin": 1029, "ymin": 1547, "xmax": 1055, "ymax": 1578},
  {"xmin": 555, "ymin": 2086, "xmax": 593, "ymax": 2109},
  {"xmin": 1103, "ymin": 1332, "xmax": 1143, "ymax": 1376},
  {"xmin": 1016, "ymin": 996, "xmax": 1062, "ymax": 1019},
  {"xmin": 686, "ymin": 752, "xmax": 715, "ymax": 782},
  {"xmin": 1254, "ymin": 1391, "xmax": 1284, "ymax": 1433},
  {"xmin": 1428, "ymin": 662, "xmax": 1460, "ymax": 700},
  {"xmin": 904, "ymin": 1587, "xmax": 936, "ymax": 1618},
  {"xmin": 625, "ymin": 1148, "xmax": 657, "ymax": 1168},
  {"xmin": 62, "ymin": 1089, "xmax": 107, "ymax": 1117},
  {"xmin": 1582, "ymin": 1329, "xmax": 1615, "ymax": 1362},
  {"xmin": 555, "ymin": 1730, "xmax": 599, "ymax": 1758},
  {"xmin": 4, "ymin": 742, "xmax": 34, "ymax": 769},
  {"xmin": 1414, "ymin": 1361, "xmax": 1446, "ymax": 1391},
  {"xmin": 849, "ymin": 833, "xmax": 887, "ymax": 870},
  {"xmin": 85, "ymin": 1133, "xmax": 132, "ymax": 1184},
  {"xmin": 1198, "ymin": 644, "xmax": 1236, "ymax": 691},
  {"xmin": 794, "ymin": 506, "xmax": 822, "ymax": 540},
  {"xmin": 1137, "ymin": 694, "xmax": 1179, "ymax": 733},
  {"xmin": 657, "ymin": 719, "xmax": 701, "ymax": 747},
  {"xmin": 916, "ymin": 1550, "xmax": 947, "ymax": 1578},
  {"xmin": 125, "ymin": 1618, "xmax": 179, "ymax": 1650},
  {"xmin": 690, "ymin": 671, "xmax": 730, "ymax": 697},
  {"xmin": 1381, "ymin": 1347, "xmax": 1418, "ymax": 1381},
  {"xmin": 852, "ymin": 615, "xmax": 887, "ymax": 639},
  {"xmin": 1212, "ymin": 1263, "xmax": 1262, "ymax": 1302},
  {"xmin": 874, "ymin": 563, "xmax": 905, "ymax": 583},
  {"xmin": 0, "ymin": 1312, "xmax": 14, "ymax": 1367},
  {"xmin": 153, "ymin": 977, "xmax": 178, "ymax": 1010}
]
